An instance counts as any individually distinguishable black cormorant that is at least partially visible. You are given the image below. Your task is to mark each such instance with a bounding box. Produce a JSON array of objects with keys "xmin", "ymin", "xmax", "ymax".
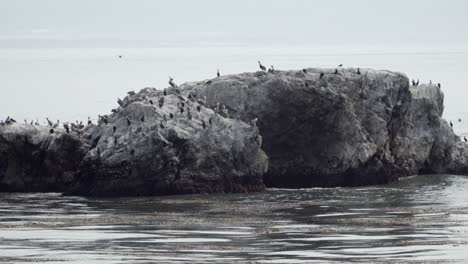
[
  {"xmin": 169, "ymin": 77, "xmax": 177, "ymax": 88},
  {"xmin": 217, "ymin": 69, "xmax": 220, "ymax": 77},
  {"xmin": 357, "ymin": 68, "xmax": 361, "ymax": 75},
  {"xmin": 320, "ymin": 72, "xmax": 324, "ymax": 79},
  {"xmin": 258, "ymin": 61, "xmax": 266, "ymax": 71},
  {"xmin": 302, "ymin": 69, "xmax": 307, "ymax": 73},
  {"xmin": 113, "ymin": 126, "xmax": 117, "ymax": 133},
  {"xmin": 334, "ymin": 69, "xmax": 339, "ymax": 74},
  {"xmin": 450, "ymin": 121, "xmax": 453, "ymax": 128},
  {"xmin": 197, "ymin": 105, "xmax": 201, "ymax": 112}
]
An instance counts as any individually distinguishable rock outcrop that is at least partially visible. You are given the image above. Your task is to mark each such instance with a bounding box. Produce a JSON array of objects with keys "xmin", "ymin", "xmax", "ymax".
[
  {"xmin": 1, "ymin": 67, "xmax": 467, "ymax": 195},
  {"xmin": 0, "ymin": 89, "xmax": 268, "ymax": 196},
  {"xmin": 183, "ymin": 68, "xmax": 467, "ymax": 187}
]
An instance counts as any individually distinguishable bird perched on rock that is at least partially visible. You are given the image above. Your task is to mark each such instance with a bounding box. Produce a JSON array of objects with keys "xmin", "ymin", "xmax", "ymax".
[
  {"xmin": 113, "ymin": 126, "xmax": 117, "ymax": 134},
  {"xmin": 180, "ymin": 107, "xmax": 184, "ymax": 114},
  {"xmin": 217, "ymin": 69, "xmax": 220, "ymax": 77},
  {"xmin": 416, "ymin": 79, "xmax": 420, "ymax": 86},
  {"xmin": 209, "ymin": 117, "xmax": 213, "ymax": 126},
  {"xmin": 49, "ymin": 129, "xmax": 54, "ymax": 134},
  {"xmin": 412, "ymin": 80, "xmax": 416, "ymax": 86},
  {"xmin": 140, "ymin": 116, "xmax": 145, "ymax": 123},
  {"xmin": 170, "ymin": 113, "xmax": 174, "ymax": 119},
  {"xmin": 127, "ymin": 91, "xmax": 136, "ymax": 96},
  {"xmin": 302, "ymin": 69, "xmax": 307, "ymax": 73},
  {"xmin": 338, "ymin": 64, "xmax": 343, "ymax": 67},
  {"xmin": 357, "ymin": 68, "xmax": 361, "ymax": 75},
  {"xmin": 206, "ymin": 80, "xmax": 213, "ymax": 85},
  {"xmin": 334, "ymin": 69, "xmax": 339, "ymax": 74},
  {"xmin": 438, "ymin": 83, "xmax": 441, "ymax": 88},
  {"xmin": 465, "ymin": 136, "xmax": 467, "ymax": 143},
  {"xmin": 320, "ymin": 72, "xmax": 325, "ymax": 79},
  {"xmin": 53, "ymin": 120, "xmax": 60, "ymax": 129},
  {"xmin": 450, "ymin": 121, "xmax": 453, "ymax": 128},
  {"xmin": 63, "ymin": 123, "xmax": 70, "ymax": 134},
  {"xmin": 258, "ymin": 61, "xmax": 266, "ymax": 71},
  {"xmin": 88, "ymin": 117, "xmax": 92, "ymax": 125},
  {"xmin": 197, "ymin": 105, "xmax": 201, "ymax": 112},
  {"xmin": 149, "ymin": 99, "xmax": 154, "ymax": 105},
  {"xmin": 305, "ymin": 82, "xmax": 309, "ymax": 87},
  {"xmin": 126, "ymin": 118, "xmax": 131, "ymax": 126},
  {"xmin": 117, "ymin": 98, "xmax": 124, "ymax": 107},
  {"xmin": 202, "ymin": 120, "xmax": 206, "ymax": 129},
  {"xmin": 163, "ymin": 89, "xmax": 167, "ymax": 96},
  {"xmin": 268, "ymin": 65, "xmax": 275, "ymax": 73},
  {"xmin": 169, "ymin": 77, "xmax": 177, "ymax": 88},
  {"xmin": 46, "ymin": 118, "xmax": 53, "ymax": 127},
  {"xmin": 159, "ymin": 97, "xmax": 165, "ymax": 108}
]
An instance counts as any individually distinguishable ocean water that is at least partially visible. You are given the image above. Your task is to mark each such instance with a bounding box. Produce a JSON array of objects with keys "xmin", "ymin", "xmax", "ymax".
[
  {"xmin": 1, "ymin": 174, "xmax": 468, "ymax": 263},
  {"xmin": 1, "ymin": 44, "xmax": 468, "ymax": 136}
]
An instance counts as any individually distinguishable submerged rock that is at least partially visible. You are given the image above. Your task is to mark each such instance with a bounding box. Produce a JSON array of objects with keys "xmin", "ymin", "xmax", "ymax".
[{"xmin": 184, "ymin": 68, "xmax": 467, "ymax": 187}]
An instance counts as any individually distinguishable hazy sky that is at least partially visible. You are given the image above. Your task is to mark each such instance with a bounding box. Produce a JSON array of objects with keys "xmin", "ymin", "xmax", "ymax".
[
  {"xmin": 1, "ymin": 0, "xmax": 468, "ymax": 45},
  {"xmin": 1, "ymin": 0, "xmax": 468, "ymax": 126}
]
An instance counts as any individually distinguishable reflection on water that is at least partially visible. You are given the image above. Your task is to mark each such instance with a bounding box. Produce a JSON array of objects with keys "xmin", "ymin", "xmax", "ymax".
[{"xmin": 1, "ymin": 174, "xmax": 468, "ymax": 263}]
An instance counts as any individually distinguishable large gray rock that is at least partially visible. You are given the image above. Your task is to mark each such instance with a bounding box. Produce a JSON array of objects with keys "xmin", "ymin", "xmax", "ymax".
[
  {"xmin": 183, "ymin": 68, "xmax": 467, "ymax": 187},
  {"xmin": 0, "ymin": 88, "xmax": 268, "ymax": 196}
]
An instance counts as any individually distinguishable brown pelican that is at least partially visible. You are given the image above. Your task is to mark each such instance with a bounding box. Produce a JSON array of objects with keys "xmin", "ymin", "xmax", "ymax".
[{"xmin": 258, "ymin": 61, "xmax": 266, "ymax": 71}]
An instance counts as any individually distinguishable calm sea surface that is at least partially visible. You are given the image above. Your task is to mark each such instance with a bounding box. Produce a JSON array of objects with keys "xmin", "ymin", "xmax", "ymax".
[{"xmin": 1, "ymin": 174, "xmax": 468, "ymax": 263}]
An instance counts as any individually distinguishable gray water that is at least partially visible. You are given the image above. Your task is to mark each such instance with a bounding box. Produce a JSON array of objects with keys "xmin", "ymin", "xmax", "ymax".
[{"xmin": 1, "ymin": 174, "xmax": 468, "ymax": 263}]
